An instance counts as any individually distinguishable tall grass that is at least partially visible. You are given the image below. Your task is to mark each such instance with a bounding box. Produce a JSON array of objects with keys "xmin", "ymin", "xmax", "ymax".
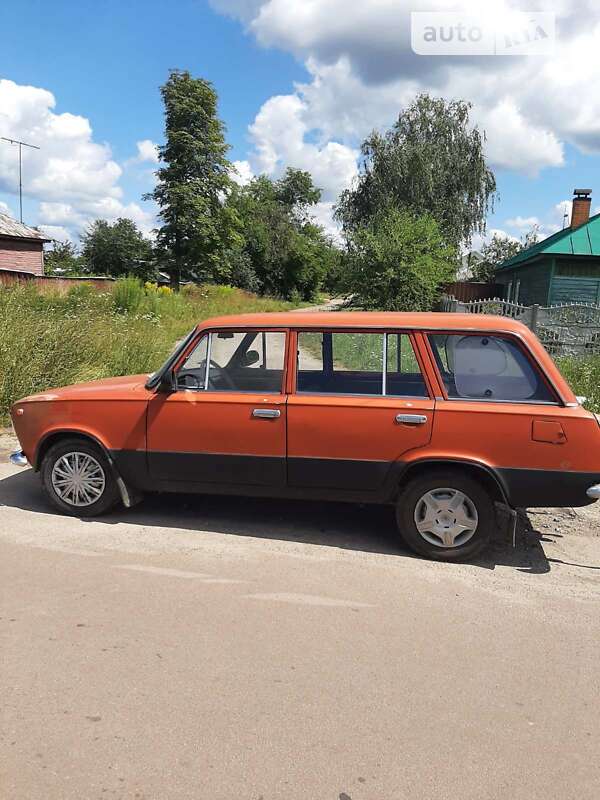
[
  {"xmin": 0, "ymin": 280, "xmax": 293, "ymax": 420},
  {"xmin": 557, "ymin": 354, "xmax": 600, "ymax": 412}
]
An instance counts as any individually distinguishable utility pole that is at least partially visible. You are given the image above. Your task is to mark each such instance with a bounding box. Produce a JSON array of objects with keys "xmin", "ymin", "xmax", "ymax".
[{"xmin": 1, "ymin": 136, "xmax": 40, "ymax": 223}]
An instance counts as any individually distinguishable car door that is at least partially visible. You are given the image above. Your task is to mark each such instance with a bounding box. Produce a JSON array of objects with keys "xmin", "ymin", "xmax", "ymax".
[
  {"xmin": 287, "ymin": 329, "xmax": 434, "ymax": 492},
  {"xmin": 147, "ymin": 328, "xmax": 288, "ymax": 487}
]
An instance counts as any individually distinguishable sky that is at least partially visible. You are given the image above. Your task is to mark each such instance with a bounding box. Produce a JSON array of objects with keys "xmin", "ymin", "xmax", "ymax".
[{"xmin": 1, "ymin": 0, "xmax": 600, "ymax": 250}]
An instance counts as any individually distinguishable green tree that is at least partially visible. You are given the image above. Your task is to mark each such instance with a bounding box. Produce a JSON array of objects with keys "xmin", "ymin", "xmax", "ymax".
[
  {"xmin": 341, "ymin": 208, "xmax": 457, "ymax": 311},
  {"xmin": 225, "ymin": 169, "xmax": 336, "ymax": 300},
  {"xmin": 147, "ymin": 69, "xmax": 237, "ymax": 289},
  {"xmin": 472, "ymin": 226, "xmax": 540, "ymax": 282},
  {"xmin": 81, "ymin": 218, "xmax": 154, "ymax": 279},
  {"xmin": 274, "ymin": 168, "xmax": 322, "ymax": 223},
  {"xmin": 44, "ymin": 240, "xmax": 83, "ymax": 276},
  {"xmin": 336, "ymin": 94, "xmax": 496, "ymax": 250}
]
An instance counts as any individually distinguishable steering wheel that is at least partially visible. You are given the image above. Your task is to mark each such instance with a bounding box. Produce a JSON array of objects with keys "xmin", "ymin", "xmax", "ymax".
[{"xmin": 207, "ymin": 360, "xmax": 237, "ymax": 390}]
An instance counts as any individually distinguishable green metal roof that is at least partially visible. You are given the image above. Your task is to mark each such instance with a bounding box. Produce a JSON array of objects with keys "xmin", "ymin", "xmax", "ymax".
[{"xmin": 496, "ymin": 211, "xmax": 600, "ymax": 271}]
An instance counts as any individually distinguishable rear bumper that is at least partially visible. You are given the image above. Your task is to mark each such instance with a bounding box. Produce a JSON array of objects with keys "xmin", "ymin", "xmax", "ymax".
[
  {"xmin": 498, "ymin": 468, "xmax": 600, "ymax": 508},
  {"xmin": 9, "ymin": 450, "xmax": 28, "ymax": 467}
]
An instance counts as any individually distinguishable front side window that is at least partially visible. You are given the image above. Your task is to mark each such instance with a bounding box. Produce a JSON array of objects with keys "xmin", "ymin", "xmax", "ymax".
[
  {"xmin": 176, "ymin": 330, "xmax": 286, "ymax": 392},
  {"xmin": 297, "ymin": 331, "xmax": 428, "ymax": 397},
  {"xmin": 428, "ymin": 333, "xmax": 556, "ymax": 403}
]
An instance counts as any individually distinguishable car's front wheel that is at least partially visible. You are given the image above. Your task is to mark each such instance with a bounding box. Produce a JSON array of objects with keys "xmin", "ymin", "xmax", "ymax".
[
  {"xmin": 396, "ymin": 471, "xmax": 494, "ymax": 561},
  {"xmin": 41, "ymin": 438, "xmax": 120, "ymax": 517}
]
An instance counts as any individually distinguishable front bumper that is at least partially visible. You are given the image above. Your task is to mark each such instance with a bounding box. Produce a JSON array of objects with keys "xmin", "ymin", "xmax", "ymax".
[
  {"xmin": 586, "ymin": 484, "xmax": 600, "ymax": 500},
  {"xmin": 9, "ymin": 450, "xmax": 28, "ymax": 467}
]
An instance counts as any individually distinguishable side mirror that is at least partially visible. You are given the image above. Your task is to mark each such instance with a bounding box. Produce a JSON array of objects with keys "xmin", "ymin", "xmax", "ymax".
[
  {"xmin": 242, "ymin": 350, "xmax": 260, "ymax": 367},
  {"xmin": 158, "ymin": 369, "xmax": 176, "ymax": 393}
]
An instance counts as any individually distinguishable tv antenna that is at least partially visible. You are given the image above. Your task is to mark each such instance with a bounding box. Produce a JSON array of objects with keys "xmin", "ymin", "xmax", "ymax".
[{"xmin": 1, "ymin": 136, "xmax": 40, "ymax": 223}]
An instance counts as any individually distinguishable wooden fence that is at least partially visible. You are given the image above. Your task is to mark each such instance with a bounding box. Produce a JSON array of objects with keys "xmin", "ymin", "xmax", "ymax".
[
  {"xmin": 441, "ymin": 281, "xmax": 504, "ymax": 302},
  {"xmin": 0, "ymin": 269, "xmax": 115, "ymax": 293},
  {"xmin": 441, "ymin": 294, "xmax": 600, "ymax": 357}
]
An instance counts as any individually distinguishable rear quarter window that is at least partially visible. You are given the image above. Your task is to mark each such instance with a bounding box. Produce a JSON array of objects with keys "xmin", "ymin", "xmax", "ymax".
[{"xmin": 428, "ymin": 333, "xmax": 556, "ymax": 403}]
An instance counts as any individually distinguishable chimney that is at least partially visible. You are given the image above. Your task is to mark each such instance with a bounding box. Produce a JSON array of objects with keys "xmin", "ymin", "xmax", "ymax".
[{"xmin": 571, "ymin": 188, "xmax": 592, "ymax": 229}]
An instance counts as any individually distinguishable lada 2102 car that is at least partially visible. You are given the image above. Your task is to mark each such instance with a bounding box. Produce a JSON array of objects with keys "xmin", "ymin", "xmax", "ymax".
[{"xmin": 9, "ymin": 312, "xmax": 600, "ymax": 561}]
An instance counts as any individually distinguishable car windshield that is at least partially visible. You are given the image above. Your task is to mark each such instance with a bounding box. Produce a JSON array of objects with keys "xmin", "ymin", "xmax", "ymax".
[{"xmin": 145, "ymin": 327, "xmax": 197, "ymax": 390}]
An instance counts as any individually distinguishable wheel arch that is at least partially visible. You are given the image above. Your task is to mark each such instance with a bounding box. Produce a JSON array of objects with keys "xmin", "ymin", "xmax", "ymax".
[
  {"xmin": 394, "ymin": 458, "xmax": 510, "ymax": 506},
  {"xmin": 35, "ymin": 429, "xmax": 137, "ymax": 509},
  {"xmin": 34, "ymin": 429, "xmax": 113, "ymax": 472}
]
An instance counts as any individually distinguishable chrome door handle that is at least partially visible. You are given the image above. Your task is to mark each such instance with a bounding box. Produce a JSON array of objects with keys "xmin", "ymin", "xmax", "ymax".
[
  {"xmin": 395, "ymin": 414, "xmax": 428, "ymax": 425},
  {"xmin": 252, "ymin": 408, "xmax": 281, "ymax": 419}
]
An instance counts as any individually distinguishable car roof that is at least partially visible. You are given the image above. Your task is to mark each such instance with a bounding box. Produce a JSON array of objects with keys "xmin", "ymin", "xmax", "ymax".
[{"xmin": 198, "ymin": 311, "xmax": 531, "ymax": 334}]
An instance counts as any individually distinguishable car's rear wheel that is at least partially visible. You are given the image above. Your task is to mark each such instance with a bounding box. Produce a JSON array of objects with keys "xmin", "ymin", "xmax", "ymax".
[
  {"xmin": 396, "ymin": 471, "xmax": 494, "ymax": 561},
  {"xmin": 41, "ymin": 438, "xmax": 120, "ymax": 517}
]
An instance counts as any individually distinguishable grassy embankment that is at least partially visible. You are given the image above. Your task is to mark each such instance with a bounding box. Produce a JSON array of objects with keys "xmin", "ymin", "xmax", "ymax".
[{"xmin": 0, "ymin": 278, "xmax": 294, "ymax": 422}]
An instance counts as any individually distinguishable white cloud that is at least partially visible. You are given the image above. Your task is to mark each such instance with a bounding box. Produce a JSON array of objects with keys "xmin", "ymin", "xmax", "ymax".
[
  {"xmin": 0, "ymin": 200, "xmax": 13, "ymax": 216},
  {"xmin": 505, "ymin": 216, "xmax": 541, "ymax": 232},
  {"xmin": 311, "ymin": 201, "xmax": 342, "ymax": 241},
  {"xmin": 213, "ymin": 0, "xmax": 600, "ymax": 205},
  {"xmin": 39, "ymin": 225, "xmax": 72, "ymax": 243},
  {"xmin": 0, "ymin": 79, "xmax": 155, "ymax": 239},
  {"xmin": 133, "ymin": 139, "xmax": 159, "ymax": 164},
  {"xmin": 231, "ymin": 159, "xmax": 254, "ymax": 186},
  {"xmin": 470, "ymin": 227, "xmax": 520, "ymax": 254},
  {"xmin": 38, "ymin": 198, "xmax": 155, "ymax": 239},
  {"xmin": 247, "ymin": 93, "xmax": 358, "ymax": 202},
  {"xmin": 503, "ymin": 199, "xmax": 576, "ymax": 242}
]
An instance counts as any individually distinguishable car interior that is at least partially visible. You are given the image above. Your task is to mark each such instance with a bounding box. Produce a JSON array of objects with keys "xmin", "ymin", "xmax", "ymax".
[
  {"xmin": 176, "ymin": 331, "xmax": 284, "ymax": 393},
  {"xmin": 296, "ymin": 331, "xmax": 429, "ymax": 397}
]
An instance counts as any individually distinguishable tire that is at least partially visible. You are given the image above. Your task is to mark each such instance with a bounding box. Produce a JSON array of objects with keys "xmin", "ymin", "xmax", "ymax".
[
  {"xmin": 396, "ymin": 470, "xmax": 494, "ymax": 561},
  {"xmin": 41, "ymin": 438, "xmax": 120, "ymax": 517}
]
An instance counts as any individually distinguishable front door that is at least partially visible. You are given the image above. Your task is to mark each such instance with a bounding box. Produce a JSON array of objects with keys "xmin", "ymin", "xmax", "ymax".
[
  {"xmin": 147, "ymin": 328, "xmax": 288, "ymax": 487},
  {"xmin": 287, "ymin": 330, "xmax": 434, "ymax": 492}
]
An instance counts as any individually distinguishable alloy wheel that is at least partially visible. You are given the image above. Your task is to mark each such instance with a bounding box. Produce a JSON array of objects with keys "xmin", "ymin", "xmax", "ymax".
[
  {"xmin": 413, "ymin": 487, "xmax": 479, "ymax": 549},
  {"xmin": 51, "ymin": 451, "xmax": 106, "ymax": 507}
]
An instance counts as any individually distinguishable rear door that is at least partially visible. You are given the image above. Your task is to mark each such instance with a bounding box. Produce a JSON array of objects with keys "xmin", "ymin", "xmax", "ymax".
[
  {"xmin": 147, "ymin": 328, "xmax": 288, "ymax": 487},
  {"xmin": 287, "ymin": 329, "xmax": 434, "ymax": 492},
  {"xmin": 424, "ymin": 331, "xmax": 596, "ymax": 507}
]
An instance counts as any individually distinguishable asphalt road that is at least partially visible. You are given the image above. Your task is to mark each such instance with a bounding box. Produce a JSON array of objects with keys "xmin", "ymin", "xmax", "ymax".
[{"xmin": 1, "ymin": 461, "xmax": 600, "ymax": 800}]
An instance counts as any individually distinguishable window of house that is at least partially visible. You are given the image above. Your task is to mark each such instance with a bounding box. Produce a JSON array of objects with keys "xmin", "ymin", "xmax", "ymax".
[
  {"xmin": 176, "ymin": 331, "xmax": 286, "ymax": 392},
  {"xmin": 296, "ymin": 331, "xmax": 428, "ymax": 397},
  {"xmin": 428, "ymin": 334, "xmax": 555, "ymax": 403},
  {"xmin": 556, "ymin": 262, "xmax": 600, "ymax": 278}
]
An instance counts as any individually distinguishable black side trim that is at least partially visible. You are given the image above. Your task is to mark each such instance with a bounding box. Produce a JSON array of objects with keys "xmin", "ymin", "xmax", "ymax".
[
  {"xmin": 111, "ymin": 449, "xmax": 149, "ymax": 489},
  {"xmin": 146, "ymin": 451, "xmax": 286, "ymax": 487},
  {"xmin": 287, "ymin": 456, "xmax": 390, "ymax": 491},
  {"xmin": 498, "ymin": 467, "xmax": 600, "ymax": 508},
  {"xmin": 110, "ymin": 450, "xmax": 600, "ymax": 509}
]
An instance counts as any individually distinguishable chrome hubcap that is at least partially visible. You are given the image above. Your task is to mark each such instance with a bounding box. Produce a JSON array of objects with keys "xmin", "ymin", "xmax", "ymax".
[
  {"xmin": 414, "ymin": 487, "xmax": 478, "ymax": 548},
  {"xmin": 51, "ymin": 452, "xmax": 106, "ymax": 507}
]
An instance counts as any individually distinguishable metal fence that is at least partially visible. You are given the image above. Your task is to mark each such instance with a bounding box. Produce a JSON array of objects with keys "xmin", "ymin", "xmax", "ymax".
[{"xmin": 440, "ymin": 294, "xmax": 600, "ymax": 357}]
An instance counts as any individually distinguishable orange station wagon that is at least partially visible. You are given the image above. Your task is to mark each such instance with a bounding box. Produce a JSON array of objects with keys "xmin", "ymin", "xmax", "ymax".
[{"xmin": 9, "ymin": 311, "xmax": 600, "ymax": 561}]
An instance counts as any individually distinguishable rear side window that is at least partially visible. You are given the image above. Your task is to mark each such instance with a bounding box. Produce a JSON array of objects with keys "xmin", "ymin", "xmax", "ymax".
[
  {"xmin": 297, "ymin": 331, "xmax": 428, "ymax": 397},
  {"xmin": 428, "ymin": 334, "xmax": 556, "ymax": 403}
]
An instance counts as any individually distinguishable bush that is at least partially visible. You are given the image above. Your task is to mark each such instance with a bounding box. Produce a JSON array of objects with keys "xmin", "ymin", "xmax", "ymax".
[
  {"xmin": 341, "ymin": 208, "xmax": 457, "ymax": 311},
  {"xmin": 113, "ymin": 275, "xmax": 145, "ymax": 314}
]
